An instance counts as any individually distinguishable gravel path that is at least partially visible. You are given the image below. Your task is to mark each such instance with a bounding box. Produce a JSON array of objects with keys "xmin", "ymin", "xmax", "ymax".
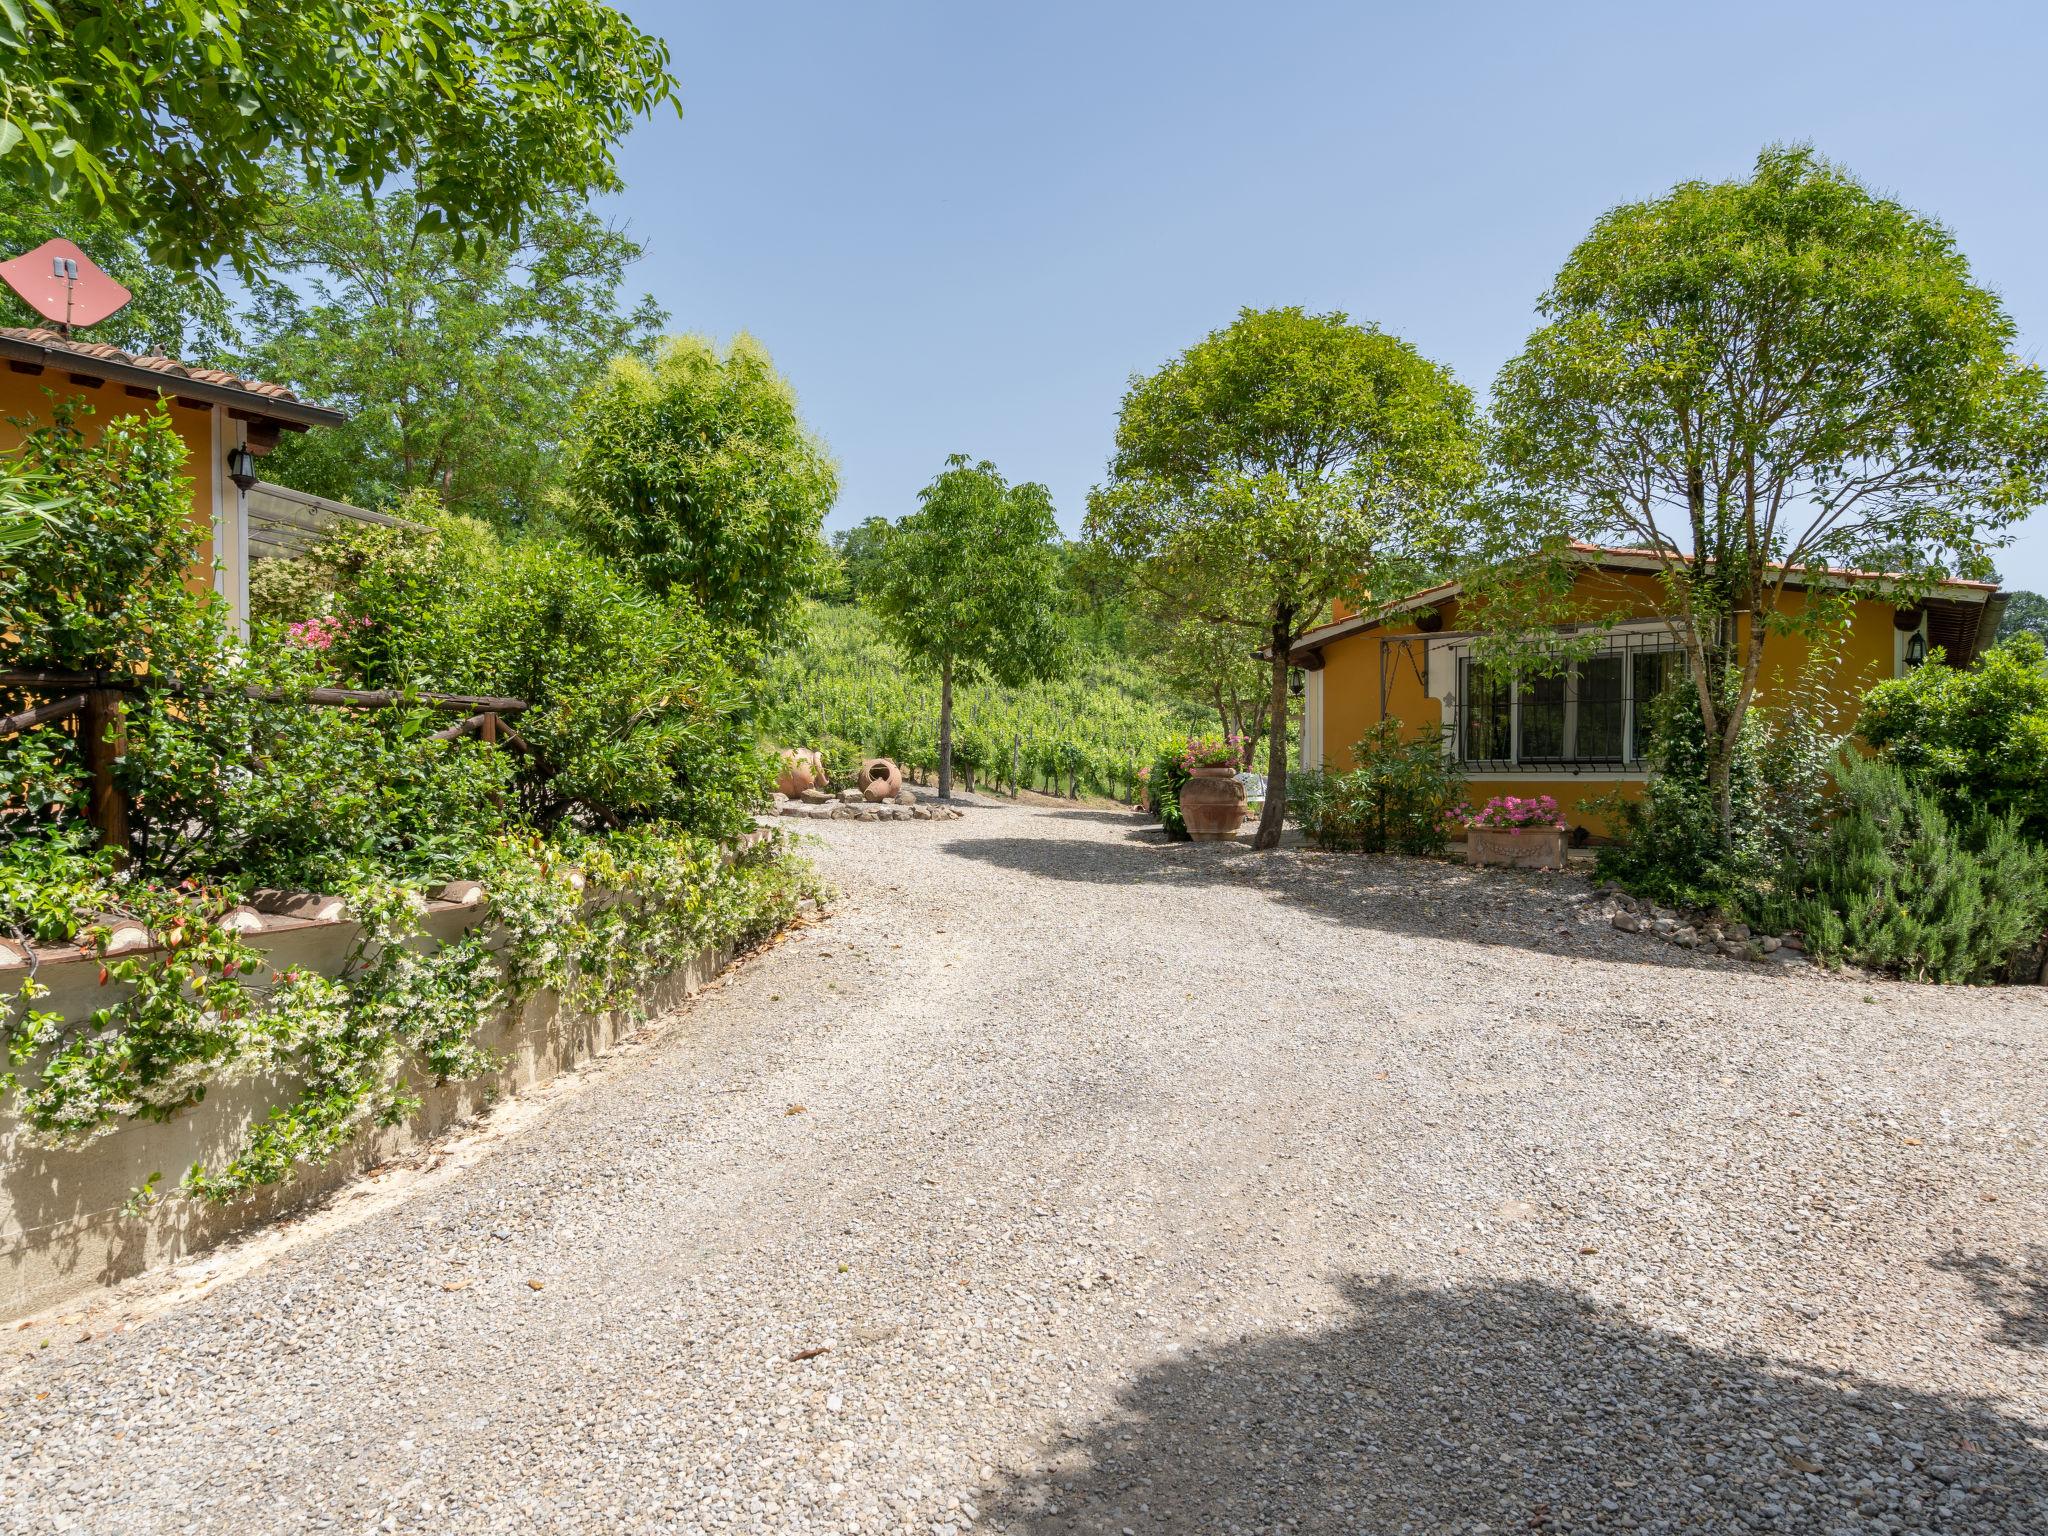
[{"xmin": 6, "ymin": 805, "xmax": 2046, "ymax": 1535}]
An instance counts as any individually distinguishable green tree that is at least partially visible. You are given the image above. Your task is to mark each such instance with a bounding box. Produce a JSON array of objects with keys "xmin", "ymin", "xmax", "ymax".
[
  {"xmin": 832, "ymin": 517, "xmax": 897, "ymax": 603},
  {"xmin": 0, "ymin": 189, "xmax": 231, "ymax": 358},
  {"xmin": 1857, "ymin": 632, "xmax": 2048, "ymax": 842},
  {"xmin": 1088, "ymin": 306, "xmax": 1483, "ymax": 848},
  {"xmin": 0, "ymin": 1, "xmax": 677, "ymax": 278},
  {"xmin": 1999, "ymin": 590, "xmax": 2048, "ymax": 646},
  {"xmin": 565, "ymin": 334, "xmax": 839, "ymax": 652},
  {"xmin": 1130, "ymin": 593, "xmax": 1272, "ymax": 761},
  {"xmin": 1494, "ymin": 145, "xmax": 2048, "ymax": 838},
  {"xmin": 238, "ymin": 181, "xmax": 664, "ymax": 524},
  {"xmin": 868, "ymin": 456, "xmax": 1066, "ymax": 799}
]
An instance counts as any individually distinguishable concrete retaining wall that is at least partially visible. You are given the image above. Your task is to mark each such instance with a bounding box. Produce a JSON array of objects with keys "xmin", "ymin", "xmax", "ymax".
[{"xmin": 0, "ymin": 903, "xmax": 735, "ymax": 1322}]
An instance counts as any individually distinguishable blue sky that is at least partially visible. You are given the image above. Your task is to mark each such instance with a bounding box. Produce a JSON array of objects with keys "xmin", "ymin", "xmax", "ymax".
[{"xmin": 599, "ymin": 1, "xmax": 2048, "ymax": 592}]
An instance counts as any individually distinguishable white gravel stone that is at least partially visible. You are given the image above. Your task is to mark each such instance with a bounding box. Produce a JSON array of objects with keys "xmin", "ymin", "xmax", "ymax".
[{"xmin": 4, "ymin": 805, "xmax": 2044, "ymax": 1534}]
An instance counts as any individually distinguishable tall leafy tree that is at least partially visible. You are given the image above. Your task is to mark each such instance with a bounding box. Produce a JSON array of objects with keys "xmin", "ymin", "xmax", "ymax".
[
  {"xmin": 1088, "ymin": 307, "xmax": 1483, "ymax": 848},
  {"xmin": 0, "ymin": 1, "xmax": 677, "ymax": 279},
  {"xmin": 0, "ymin": 189, "xmax": 232, "ymax": 359},
  {"xmin": 1494, "ymin": 145, "xmax": 2048, "ymax": 835},
  {"xmin": 868, "ymin": 456, "xmax": 1066, "ymax": 800},
  {"xmin": 566, "ymin": 334, "xmax": 840, "ymax": 652},
  {"xmin": 239, "ymin": 182, "xmax": 664, "ymax": 524},
  {"xmin": 1999, "ymin": 590, "xmax": 2048, "ymax": 646}
]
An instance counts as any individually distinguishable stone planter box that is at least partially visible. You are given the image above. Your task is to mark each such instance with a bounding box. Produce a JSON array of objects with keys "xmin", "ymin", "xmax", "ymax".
[{"xmin": 1466, "ymin": 825, "xmax": 1567, "ymax": 870}]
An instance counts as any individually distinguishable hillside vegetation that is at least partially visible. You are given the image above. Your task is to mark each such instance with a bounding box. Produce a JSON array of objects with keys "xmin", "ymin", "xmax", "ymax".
[{"xmin": 763, "ymin": 601, "xmax": 1208, "ymax": 800}]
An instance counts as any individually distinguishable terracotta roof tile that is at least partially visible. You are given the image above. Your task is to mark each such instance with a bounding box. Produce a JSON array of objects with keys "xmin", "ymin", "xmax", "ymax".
[{"xmin": 0, "ymin": 326, "xmax": 338, "ymax": 422}]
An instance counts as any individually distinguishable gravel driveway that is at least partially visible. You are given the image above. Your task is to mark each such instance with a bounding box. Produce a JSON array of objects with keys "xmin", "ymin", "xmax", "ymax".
[{"xmin": 5, "ymin": 805, "xmax": 2046, "ymax": 1535}]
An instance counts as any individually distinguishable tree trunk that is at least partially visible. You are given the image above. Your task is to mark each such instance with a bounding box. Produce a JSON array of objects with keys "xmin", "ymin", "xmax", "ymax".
[
  {"xmin": 83, "ymin": 689, "xmax": 130, "ymax": 867},
  {"xmin": 1252, "ymin": 608, "xmax": 1293, "ymax": 850},
  {"xmin": 937, "ymin": 659, "xmax": 954, "ymax": 801}
]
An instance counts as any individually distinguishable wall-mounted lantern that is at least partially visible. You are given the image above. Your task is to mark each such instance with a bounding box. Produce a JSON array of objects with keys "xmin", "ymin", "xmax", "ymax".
[
  {"xmin": 225, "ymin": 445, "xmax": 259, "ymax": 491},
  {"xmin": 1904, "ymin": 630, "xmax": 1928, "ymax": 669}
]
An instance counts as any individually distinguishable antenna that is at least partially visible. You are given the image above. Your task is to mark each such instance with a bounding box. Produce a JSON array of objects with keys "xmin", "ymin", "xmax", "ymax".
[{"xmin": 0, "ymin": 238, "xmax": 132, "ymax": 336}]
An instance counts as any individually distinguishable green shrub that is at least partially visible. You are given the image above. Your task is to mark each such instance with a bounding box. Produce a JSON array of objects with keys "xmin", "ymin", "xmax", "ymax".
[
  {"xmin": 1755, "ymin": 754, "xmax": 2048, "ymax": 983},
  {"xmin": 1291, "ymin": 723, "xmax": 1464, "ymax": 854},
  {"xmin": 1144, "ymin": 738, "xmax": 1192, "ymax": 839},
  {"xmin": 1857, "ymin": 634, "xmax": 2048, "ymax": 841},
  {"xmin": 1595, "ymin": 683, "xmax": 1836, "ymax": 909}
]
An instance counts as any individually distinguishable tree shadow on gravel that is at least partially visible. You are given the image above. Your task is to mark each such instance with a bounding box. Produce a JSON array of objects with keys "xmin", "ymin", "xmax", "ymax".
[
  {"xmin": 944, "ymin": 815, "xmax": 1738, "ymax": 973},
  {"xmin": 1930, "ymin": 1248, "xmax": 2048, "ymax": 1352},
  {"xmin": 981, "ymin": 1274, "xmax": 2048, "ymax": 1535}
]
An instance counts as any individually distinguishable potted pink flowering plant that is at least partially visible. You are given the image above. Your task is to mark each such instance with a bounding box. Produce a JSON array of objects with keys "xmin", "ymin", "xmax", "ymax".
[
  {"xmin": 1176, "ymin": 734, "xmax": 1248, "ymax": 841},
  {"xmin": 1455, "ymin": 793, "xmax": 1569, "ymax": 870}
]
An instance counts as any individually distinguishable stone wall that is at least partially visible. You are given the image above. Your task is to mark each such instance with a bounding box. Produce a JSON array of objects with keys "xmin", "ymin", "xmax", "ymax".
[{"xmin": 0, "ymin": 900, "xmax": 738, "ymax": 1323}]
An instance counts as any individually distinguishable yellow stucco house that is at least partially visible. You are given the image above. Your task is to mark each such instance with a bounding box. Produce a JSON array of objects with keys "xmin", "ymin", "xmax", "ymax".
[
  {"xmin": 1, "ymin": 325, "xmax": 346, "ymax": 632},
  {"xmin": 1286, "ymin": 543, "xmax": 2008, "ymax": 839}
]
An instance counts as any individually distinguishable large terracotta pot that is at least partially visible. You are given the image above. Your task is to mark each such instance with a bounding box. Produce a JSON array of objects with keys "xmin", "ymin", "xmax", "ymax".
[
  {"xmin": 1179, "ymin": 765, "xmax": 1247, "ymax": 842},
  {"xmin": 1466, "ymin": 825, "xmax": 1567, "ymax": 870},
  {"xmin": 859, "ymin": 757, "xmax": 903, "ymax": 802},
  {"xmin": 776, "ymin": 748, "xmax": 822, "ymax": 799}
]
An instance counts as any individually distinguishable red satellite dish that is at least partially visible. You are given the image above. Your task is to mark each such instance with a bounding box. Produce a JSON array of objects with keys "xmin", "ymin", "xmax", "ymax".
[{"xmin": 0, "ymin": 238, "xmax": 133, "ymax": 333}]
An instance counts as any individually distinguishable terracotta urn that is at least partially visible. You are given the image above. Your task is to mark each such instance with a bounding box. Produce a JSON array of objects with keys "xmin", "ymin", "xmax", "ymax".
[
  {"xmin": 1465, "ymin": 825, "xmax": 1567, "ymax": 870},
  {"xmin": 1179, "ymin": 765, "xmax": 1247, "ymax": 842},
  {"xmin": 859, "ymin": 757, "xmax": 904, "ymax": 802},
  {"xmin": 776, "ymin": 748, "xmax": 823, "ymax": 799}
]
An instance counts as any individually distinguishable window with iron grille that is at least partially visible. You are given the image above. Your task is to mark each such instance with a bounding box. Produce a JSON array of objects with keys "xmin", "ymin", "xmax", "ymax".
[{"xmin": 1447, "ymin": 635, "xmax": 1686, "ymax": 770}]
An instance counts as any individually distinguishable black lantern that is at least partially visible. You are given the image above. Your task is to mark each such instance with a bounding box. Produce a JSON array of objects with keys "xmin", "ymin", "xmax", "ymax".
[
  {"xmin": 225, "ymin": 445, "xmax": 259, "ymax": 490},
  {"xmin": 1904, "ymin": 631, "xmax": 1927, "ymax": 670},
  {"xmin": 1289, "ymin": 668, "xmax": 1304, "ymax": 698}
]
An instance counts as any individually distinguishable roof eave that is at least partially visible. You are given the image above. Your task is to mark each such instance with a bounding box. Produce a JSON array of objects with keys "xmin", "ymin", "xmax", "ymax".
[{"xmin": 0, "ymin": 333, "xmax": 347, "ymax": 432}]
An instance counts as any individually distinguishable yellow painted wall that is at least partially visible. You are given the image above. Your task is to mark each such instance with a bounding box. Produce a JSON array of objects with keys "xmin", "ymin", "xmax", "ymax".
[
  {"xmin": 0, "ymin": 369, "xmax": 218, "ymax": 596},
  {"xmin": 1314, "ymin": 565, "xmax": 1913, "ymax": 839}
]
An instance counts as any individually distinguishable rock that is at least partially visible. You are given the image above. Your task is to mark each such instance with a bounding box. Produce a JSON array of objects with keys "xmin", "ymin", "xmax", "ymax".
[
  {"xmin": 0, "ymin": 936, "xmax": 27, "ymax": 970},
  {"xmin": 1672, "ymin": 926, "xmax": 1699, "ymax": 948},
  {"xmin": 837, "ymin": 787, "xmax": 865, "ymax": 804},
  {"xmin": 779, "ymin": 803, "xmax": 803, "ymax": 816},
  {"xmin": 1779, "ymin": 934, "xmax": 1805, "ymax": 952},
  {"xmin": 1653, "ymin": 917, "xmax": 1677, "ymax": 936},
  {"xmin": 431, "ymin": 879, "xmax": 486, "ymax": 907},
  {"xmin": 1725, "ymin": 921, "xmax": 1751, "ymax": 942},
  {"xmin": 1759, "ymin": 935, "xmax": 1782, "ymax": 954},
  {"xmin": 1611, "ymin": 912, "xmax": 1642, "ymax": 933},
  {"xmin": 799, "ymin": 788, "xmax": 832, "ymax": 805},
  {"xmin": 1715, "ymin": 938, "xmax": 1741, "ymax": 957},
  {"xmin": 894, "ymin": 791, "xmax": 918, "ymax": 807},
  {"xmin": 853, "ymin": 807, "xmax": 877, "ymax": 821},
  {"xmin": 1768, "ymin": 947, "xmax": 1806, "ymax": 965},
  {"xmin": 830, "ymin": 804, "xmax": 859, "ymax": 819},
  {"xmin": 911, "ymin": 806, "xmax": 934, "ymax": 820}
]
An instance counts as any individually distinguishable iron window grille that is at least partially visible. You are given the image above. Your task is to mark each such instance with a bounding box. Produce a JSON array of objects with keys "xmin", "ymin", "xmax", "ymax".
[{"xmin": 1384, "ymin": 630, "xmax": 1690, "ymax": 772}]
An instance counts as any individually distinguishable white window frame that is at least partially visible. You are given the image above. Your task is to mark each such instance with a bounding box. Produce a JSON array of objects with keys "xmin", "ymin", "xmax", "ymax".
[{"xmin": 1454, "ymin": 647, "xmax": 1683, "ymax": 771}]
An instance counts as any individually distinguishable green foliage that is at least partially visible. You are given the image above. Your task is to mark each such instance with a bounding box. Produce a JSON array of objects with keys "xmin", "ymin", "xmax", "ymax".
[
  {"xmin": 0, "ymin": 401, "xmax": 810, "ymax": 1201},
  {"xmin": 1998, "ymin": 590, "xmax": 2048, "ymax": 646},
  {"xmin": 0, "ymin": 403, "xmax": 211, "ymax": 676},
  {"xmin": 765, "ymin": 602, "xmax": 1204, "ymax": 802},
  {"xmin": 830, "ymin": 518, "xmax": 895, "ymax": 605},
  {"xmin": 240, "ymin": 181, "xmax": 665, "ymax": 525},
  {"xmin": 1755, "ymin": 755, "xmax": 2048, "ymax": 984},
  {"xmin": 1144, "ymin": 740, "xmax": 1194, "ymax": 840},
  {"xmin": 1595, "ymin": 683, "xmax": 1838, "ymax": 911},
  {"xmin": 1858, "ymin": 635, "xmax": 2048, "ymax": 842},
  {"xmin": 0, "ymin": 0, "xmax": 679, "ymax": 279},
  {"xmin": 566, "ymin": 334, "xmax": 839, "ymax": 651},
  {"xmin": 867, "ymin": 455, "xmax": 1069, "ymax": 795},
  {"xmin": 1493, "ymin": 144, "xmax": 2048, "ymax": 832},
  {"xmin": 1290, "ymin": 723, "xmax": 1465, "ymax": 855},
  {"xmin": 252, "ymin": 508, "xmax": 768, "ymax": 839},
  {"xmin": 0, "ymin": 187, "xmax": 233, "ymax": 358},
  {"xmin": 1088, "ymin": 305, "xmax": 1484, "ymax": 847}
]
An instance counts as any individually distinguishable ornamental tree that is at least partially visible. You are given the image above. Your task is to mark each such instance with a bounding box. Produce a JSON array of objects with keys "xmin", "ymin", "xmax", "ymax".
[
  {"xmin": 1087, "ymin": 306, "xmax": 1484, "ymax": 848},
  {"xmin": 565, "ymin": 334, "xmax": 840, "ymax": 653},
  {"xmin": 867, "ymin": 456, "xmax": 1066, "ymax": 799},
  {"xmin": 0, "ymin": 1, "xmax": 678, "ymax": 279},
  {"xmin": 1493, "ymin": 145, "xmax": 2048, "ymax": 836},
  {"xmin": 241, "ymin": 180, "xmax": 664, "ymax": 525}
]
